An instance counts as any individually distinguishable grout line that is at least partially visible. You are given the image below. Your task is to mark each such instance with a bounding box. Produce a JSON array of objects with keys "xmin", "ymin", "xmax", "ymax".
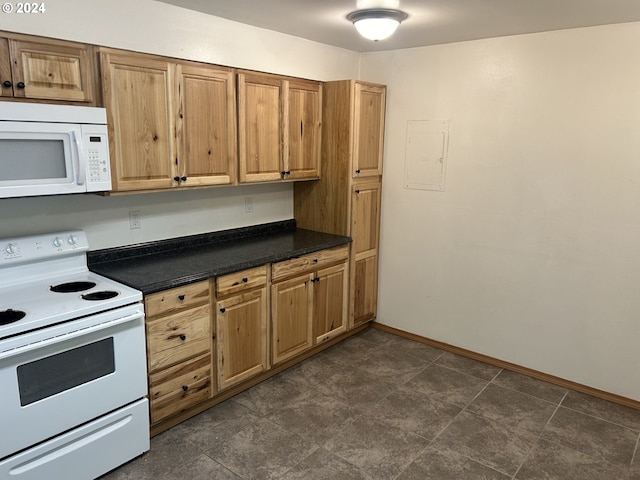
[
  {"xmin": 630, "ymin": 432, "xmax": 640, "ymax": 467},
  {"xmin": 511, "ymin": 391, "xmax": 568, "ymax": 479}
]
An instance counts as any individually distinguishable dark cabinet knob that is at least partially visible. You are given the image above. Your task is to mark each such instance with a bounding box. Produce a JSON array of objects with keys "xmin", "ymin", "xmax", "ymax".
[
  {"xmin": 182, "ymin": 385, "xmax": 189, "ymax": 392},
  {"xmin": 16, "ymin": 82, "xmax": 25, "ymax": 89},
  {"xmin": 220, "ymin": 307, "xmax": 226, "ymax": 313},
  {"xmin": 280, "ymin": 171, "xmax": 286, "ymax": 176},
  {"xmin": 178, "ymin": 294, "xmax": 185, "ymax": 301},
  {"xmin": 242, "ymin": 277, "xmax": 248, "ymax": 283},
  {"xmin": 313, "ymin": 258, "xmax": 318, "ymax": 263},
  {"xmin": 355, "ymin": 169, "xmax": 361, "ymax": 174},
  {"xmin": 174, "ymin": 176, "xmax": 180, "ymax": 182},
  {"xmin": 355, "ymin": 189, "xmax": 360, "ymax": 194},
  {"xmin": 181, "ymin": 176, "xmax": 187, "ymax": 182},
  {"xmin": 2, "ymin": 80, "xmax": 12, "ymax": 88},
  {"xmin": 285, "ymin": 170, "xmax": 291, "ymax": 175},
  {"xmin": 179, "ymin": 334, "xmax": 186, "ymax": 341}
]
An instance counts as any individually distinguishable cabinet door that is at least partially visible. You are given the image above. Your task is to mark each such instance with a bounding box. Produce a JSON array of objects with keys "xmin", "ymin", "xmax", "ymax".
[
  {"xmin": 271, "ymin": 274, "xmax": 313, "ymax": 364},
  {"xmin": 101, "ymin": 51, "xmax": 175, "ymax": 191},
  {"xmin": 350, "ymin": 180, "xmax": 382, "ymax": 325},
  {"xmin": 216, "ymin": 288, "xmax": 268, "ymax": 390},
  {"xmin": 352, "ymin": 82, "xmax": 385, "ymax": 178},
  {"xmin": 352, "ymin": 254, "xmax": 379, "ymax": 325},
  {"xmin": 0, "ymin": 37, "xmax": 13, "ymax": 98},
  {"xmin": 313, "ymin": 262, "xmax": 348, "ymax": 344},
  {"xmin": 285, "ymin": 79, "xmax": 321, "ymax": 180},
  {"xmin": 238, "ymin": 72, "xmax": 283, "ymax": 183},
  {"xmin": 176, "ymin": 63, "xmax": 237, "ymax": 186},
  {"xmin": 9, "ymin": 38, "xmax": 96, "ymax": 103}
]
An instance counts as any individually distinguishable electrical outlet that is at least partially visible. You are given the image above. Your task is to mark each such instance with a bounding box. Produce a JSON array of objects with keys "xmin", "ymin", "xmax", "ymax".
[
  {"xmin": 129, "ymin": 210, "xmax": 141, "ymax": 230},
  {"xmin": 244, "ymin": 197, "xmax": 253, "ymax": 214}
]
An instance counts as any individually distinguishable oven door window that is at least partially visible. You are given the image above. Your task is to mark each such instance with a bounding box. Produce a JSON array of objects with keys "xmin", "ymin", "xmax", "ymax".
[{"xmin": 17, "ymin": 338, "xmax": 115, "ymax": 406}]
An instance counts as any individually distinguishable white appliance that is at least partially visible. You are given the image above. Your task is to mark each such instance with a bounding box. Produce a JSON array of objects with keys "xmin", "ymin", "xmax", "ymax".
[
  {"xmin": 0, "ymin": 230, "xmax": 149, "ymax": 480},
  {"xmin": 0, "ymin": 101, "xmax": 111, "ymax": 198}
]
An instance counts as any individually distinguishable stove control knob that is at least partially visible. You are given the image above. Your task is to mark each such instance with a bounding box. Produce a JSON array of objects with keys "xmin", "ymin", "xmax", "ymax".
[
  {"xmin": 5, "ymin": 243, "xmax": 16, "ymax": 255},
  {"xmin": 67, "ymin": 235, "xmax": 78, "ymax": 246},
  {"xmin": 52, "ymin": 237, "xmax": 63, "ymax": 248}
]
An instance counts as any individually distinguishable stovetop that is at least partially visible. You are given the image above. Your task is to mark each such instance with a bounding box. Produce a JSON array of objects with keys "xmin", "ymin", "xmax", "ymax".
[{"xmin": 0, "ymin": 230, "xmax": 142, "ymax": 340}]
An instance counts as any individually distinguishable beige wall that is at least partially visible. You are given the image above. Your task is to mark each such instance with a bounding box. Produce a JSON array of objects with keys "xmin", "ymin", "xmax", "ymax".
[
  {"xmin": 360, "ymin": 22, "xmax": 640, "ymax": 400},
  {"xmin": 0, "ymin": 0, "xmax": 360, "ymax": 249}
]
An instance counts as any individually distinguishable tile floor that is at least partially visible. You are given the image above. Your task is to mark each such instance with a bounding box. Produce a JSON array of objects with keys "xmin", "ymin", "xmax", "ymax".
[{"xmin": 100, "ymin": 327, "xmax": 640, "ymax": 480}]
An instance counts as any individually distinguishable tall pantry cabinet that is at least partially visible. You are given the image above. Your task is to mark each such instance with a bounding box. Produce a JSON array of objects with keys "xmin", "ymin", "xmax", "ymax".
[{"xmin": 294, "ymin": 80, "xmax": 386, "ymax": 328}]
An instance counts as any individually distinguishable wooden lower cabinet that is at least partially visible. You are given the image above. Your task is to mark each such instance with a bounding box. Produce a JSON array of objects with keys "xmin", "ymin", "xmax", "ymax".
[
  {"xmin": 216, "ymin": 288, "xmax": 269, "ymax": 390},
  {"xmin": 149, "ymin": 353, "xmax": 212, "ymax": 424},
  {"xmin": 144, "ymin": 280, "xmax": 213, "ymax": 425},
  {"xmin": 215, "ymin": 267, "xmax": 269, "ymax": 390},
  {"xmin": 313, "ymin": 262, "xmax": 348, "ymax": 343},
  {"xmin": 271, "ymin": 274, "xmax": 313, "ymax": 364},
  {"xmin": 352, "ymin": 253, "xmax": 378, "ymax": 325},
  {"xmin": 271, "ymin": 245, "xmax": 349, "ymax": 364},
  {"xmin": 146, "ymin": 245, "xmax": 351, "ymax": 434}
]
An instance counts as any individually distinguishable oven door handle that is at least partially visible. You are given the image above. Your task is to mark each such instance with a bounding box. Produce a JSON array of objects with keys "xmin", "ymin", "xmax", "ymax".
[{"xmin": 0, "ymin": 312, "xmax": 143, "ymax": 361}]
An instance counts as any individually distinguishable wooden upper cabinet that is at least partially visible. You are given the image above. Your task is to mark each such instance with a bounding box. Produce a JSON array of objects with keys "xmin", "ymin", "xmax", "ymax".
[
  {"xmin": 238, "ymin": 72, "xmax": 283, "ymax": 183},
  {"xmin": 353, "ymin": 82, "xmax": 385, "ymax": 178},
  {"xmin": 101, "ymin": 51, "xmax": 175, "ymax": 191},
  {"xmin": 286, "ymin": 79, "xmax": 321, "ymax": 180},
  {"xmin": 176, "ymin": 64, "xmax": 237, "ymax": 186},
  {"xmin": 238, "ymin": 71, "xmax": 321, "ymax": 183},
  {"xmin": 0, "ymin": 33, "xmax": 97, "ymax": 104},
  {"xmin": 100, "ymin": 49, "xmax": 237, "ymax": 192}
]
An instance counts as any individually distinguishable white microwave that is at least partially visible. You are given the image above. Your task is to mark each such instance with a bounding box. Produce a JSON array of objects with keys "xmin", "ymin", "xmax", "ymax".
[{"xmin": 0, "ymin": 101, "xmax": 111, "ymax": 198}]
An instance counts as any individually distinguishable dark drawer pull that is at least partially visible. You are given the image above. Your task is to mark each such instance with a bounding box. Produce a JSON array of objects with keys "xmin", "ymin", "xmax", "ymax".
[
  {"xmin": 182, "ymin": 385, "xmax": 189, "ymax": 392},
  {"xmin": 2, "ymin": 80, "xmax": 12, "ymax": 88},
  {"xmin": 178, "ymin": 295, "xmax": 185, "ymax": 301},
  {"xmin": 220, "ymin": 307, "xmax": 226, "ymax": 313},
  {"xmin": 179, "ymin": 334, "xmax": 186, "ymax": 341},
  {"xmin": 313, "ymin": 258, "xmax": 318, "ymax": 263},
  {"xmin": 16, "ymin": 82, "xmax": 25, "ymax": 89},
  {"xmin": 242, "ymin": 277, "xmax": 248, "ymax": 283}
]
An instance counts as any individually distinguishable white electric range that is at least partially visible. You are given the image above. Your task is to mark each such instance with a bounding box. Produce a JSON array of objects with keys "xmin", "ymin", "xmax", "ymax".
[{"xmin": 0, "ymin": 230, "xmax": 149, "ymax": 480}]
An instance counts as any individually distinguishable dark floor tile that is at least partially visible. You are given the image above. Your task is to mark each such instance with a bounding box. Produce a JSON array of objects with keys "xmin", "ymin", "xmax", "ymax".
[
  {"xmin": 516, "ymin": 440, "xmax": 631, "ymax": 480},
  {"xmin": 467, "ymin": 383, "xmax": 558, "ymax": 436},
  {"xmin": 397, "ymin": 444, "xmax": 511, "ymax": 480},
  {"xmin": 315, "ymin": 365, "xmax": 396, "ymax": 409},
  {"xmin": 356, "ymin": 327, "xmax": 396, "ymax": 345},
  {"xmin": 352, "ymin": 348, "xmax": 429, "ymax": 385},
  {"xmin": 314, "ymin": 335, "xmax": 377, "ymax": 366},
  {"xmin": 232, "ymin": 374, "xmax": 311, "ymax": 417},
  {"xmin": 377, "ymin": 334, "xmax": 445, "ymax": 364},
  {"xmin": 403, "ymin": 363, "xmax": 488, "ymax": 407},
  {"xmin": 276, "ymin": 354, "xmax": 341, "ymax": 391},
  {"xmin": 436, "ymin": 351, "xmax": 502, "ymax": 381},
  {"xmin": 368, "ymin": 385, "xmax": 461, "ymax": 439},
  {"xmin": 325, "ymin": 415, "xmax": 430, "ymax": 480},
  {"xmin": 205, "ymin": 418, "xmax": 318, "ymax": 480},
  {"xmin": 170, "ymin": 398, "xmax": 261, "ymax": 447},
  {"xmin": 541, "ymin": 406, "xmax": 638, "ymax": 465},
  {"xmin": 279, "ymin": 448, "xmax": 374, "ymax": 480},
  {"xmin": 161, "ymin": 454, "xmax": 241, "ymax": 480},
  {"xmin": 435, "ymin": 410, "xmax": 536, "ymax": 476},
  {"xmin": 562, "ymin": 390, "xmax": 640, "ymax": 431},
  {"xmin": 100, "ymin": 425, "xmax": 202, "ymax": 480},
  {"xmin": 265, "ymin": 392, "xmax": 361, "ymax": 444},
  {"xmin": 492, "ymin": 369, "xmax": 568, "ymax": 404}
]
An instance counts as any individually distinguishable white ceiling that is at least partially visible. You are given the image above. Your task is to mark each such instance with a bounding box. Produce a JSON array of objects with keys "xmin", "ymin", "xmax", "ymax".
[{"xmin": 155, "ymin": 0, "xmax": 640, "ymax": 52}]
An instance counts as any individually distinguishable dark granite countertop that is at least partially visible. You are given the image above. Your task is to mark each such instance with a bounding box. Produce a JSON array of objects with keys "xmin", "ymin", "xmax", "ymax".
[{"xmin": 88, "ymin": 220, "xmax": 351, "ymax": 295}]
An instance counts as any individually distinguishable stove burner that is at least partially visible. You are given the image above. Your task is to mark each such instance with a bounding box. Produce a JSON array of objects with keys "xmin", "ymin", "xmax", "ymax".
[
  {"xmin": 0, "ymin": 309, "xmax": 26, "ymax": 325},
  {"xmin": 81, "ymin": 290, "xmax": 119, "ymax": 301},
  {"xmin": 50, "ymin": 281, "xmax": 97, "ymax": 293}
]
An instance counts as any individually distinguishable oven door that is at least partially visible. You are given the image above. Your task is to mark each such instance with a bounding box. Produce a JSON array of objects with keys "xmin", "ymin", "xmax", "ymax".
[{"xmin": 0, "ymin": 303, "xmax": 148, "ymax": 460}]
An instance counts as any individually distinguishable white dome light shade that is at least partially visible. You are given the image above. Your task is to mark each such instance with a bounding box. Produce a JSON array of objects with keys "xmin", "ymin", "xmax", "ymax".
[{"xmin": 347, "ymin": 8, "xmax": 408, "ymax": 41}]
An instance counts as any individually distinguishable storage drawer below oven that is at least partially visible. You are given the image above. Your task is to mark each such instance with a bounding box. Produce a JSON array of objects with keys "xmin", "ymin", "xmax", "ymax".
[{"xmin": 0, "ymin": 399, "xmax": 149, "ymax": 480}]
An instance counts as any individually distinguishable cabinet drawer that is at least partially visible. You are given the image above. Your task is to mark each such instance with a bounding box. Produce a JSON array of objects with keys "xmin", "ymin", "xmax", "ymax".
[
  {"xmin": 149, "ymin": 353, "xmax": 212, "ymax": 424},
  {"xmin": 272, "ymin": 245, "xmax": 349, "ymax": 282},
  {"xmin": 145, "ymin": 281, "xmax": 210, "ymax": 318},
  {"xmin": 146, "ymin": 303, "xmax": 211, "ymax": 372},
  {"xmin": 216, "ymin": 265, "xmax": 267, "ymax": 297}
]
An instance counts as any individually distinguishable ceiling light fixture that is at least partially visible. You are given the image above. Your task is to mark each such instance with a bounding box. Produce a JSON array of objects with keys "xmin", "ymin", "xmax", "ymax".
[{"xmin": 347, "ymin": 8, "xmax": 408, "ymax": 41}]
